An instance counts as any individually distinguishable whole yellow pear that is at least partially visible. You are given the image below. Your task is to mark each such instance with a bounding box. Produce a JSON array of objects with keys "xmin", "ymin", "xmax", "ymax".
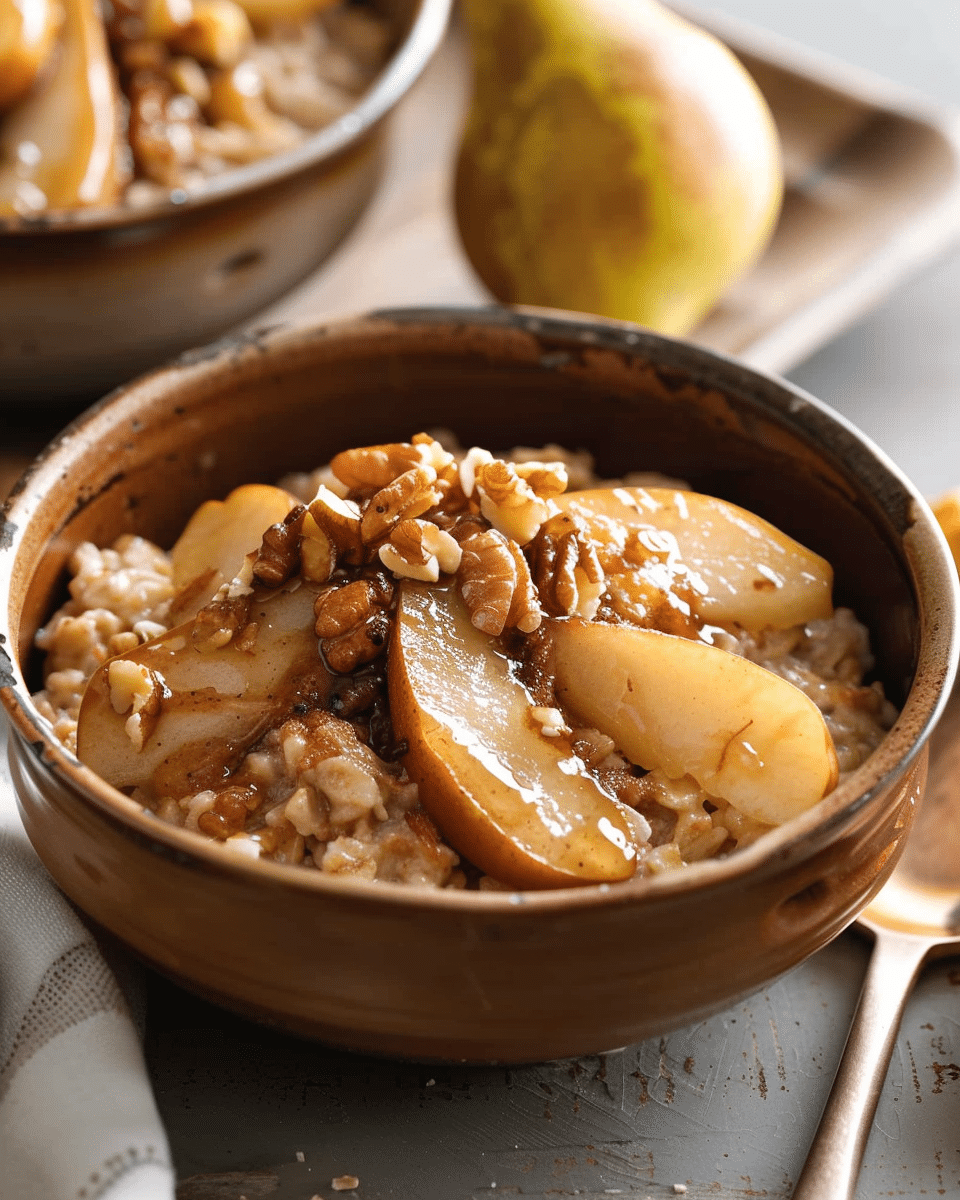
[{"xmin": 454, "ymin": 0, "xmax": 784, "ymax": 335}]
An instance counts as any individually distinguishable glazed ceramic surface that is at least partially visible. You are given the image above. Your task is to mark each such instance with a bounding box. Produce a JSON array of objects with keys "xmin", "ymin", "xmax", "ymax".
[
  {"xmin": 0, "ymin": 0, "xmax": 451, "ymax": 407},
  {"xmin": 1, "ymin": 307, "xmax": 956, "ymax": 1063}
]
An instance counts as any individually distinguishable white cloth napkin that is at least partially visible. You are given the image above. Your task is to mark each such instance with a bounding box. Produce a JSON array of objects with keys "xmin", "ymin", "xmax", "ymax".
[{"xmin": 0, "ymin": 717, "xmax": 175, "ymax": 1200}]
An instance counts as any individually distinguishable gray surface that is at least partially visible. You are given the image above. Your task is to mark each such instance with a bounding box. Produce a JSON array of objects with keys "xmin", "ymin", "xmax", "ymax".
[
  {"xmin": 734, "ymin": 0, "xmax": 960, "ymax": 502},
  {"xmin": 148, "ymin": 940, "xmax": 960, "ymax": 1199}
]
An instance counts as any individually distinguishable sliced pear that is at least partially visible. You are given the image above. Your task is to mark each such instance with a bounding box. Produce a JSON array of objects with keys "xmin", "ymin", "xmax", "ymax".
[
  {"xmin": 170, "ymin": 483, "xmax": 296, "ymax": 617},
  {"xmin": 232, "ymin": 0, "xmax": 338, "ymax": 26},
  {"xmin": 557, "ymin": 487, "xmax": 833, "ymax": 633},
  {"xmin": 552, "ymin": 618, "xmax": 839, "ymax": 826},
  {"xmin": 0, "ymin": 0, "xmax": 124, "ymax": 215},
  {"xmin": 0, "ymin": 0, "xmax": 62, "ymax": 112},
  {"xmin": 389, "ymin": 582, "xmax": 637, "ymax": 889},
  {"xmin": 77, "ymin": 581, "xmax": 330, "ymax": 799}
]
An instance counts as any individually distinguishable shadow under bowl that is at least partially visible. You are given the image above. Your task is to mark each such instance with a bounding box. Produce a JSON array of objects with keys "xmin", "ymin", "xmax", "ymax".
[
  {"xmin": 0, "ymin": 0, "xmax": 451, "ymax": 407},
  {"xmin": 1, "ymin": 305, "xmax": 957, "ymax": 1063}
]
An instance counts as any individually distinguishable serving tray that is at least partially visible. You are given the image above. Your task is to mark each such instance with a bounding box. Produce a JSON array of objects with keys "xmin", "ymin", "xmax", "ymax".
[{"xmin": 260, "ymin": 2, "xmax": 960, "ymax": 375}]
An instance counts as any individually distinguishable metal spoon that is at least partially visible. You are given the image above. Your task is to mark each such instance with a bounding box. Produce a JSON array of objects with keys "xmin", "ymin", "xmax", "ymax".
[{"xmin": 792, "ymin": 685, "xmax": 960, "ymax": 1200}]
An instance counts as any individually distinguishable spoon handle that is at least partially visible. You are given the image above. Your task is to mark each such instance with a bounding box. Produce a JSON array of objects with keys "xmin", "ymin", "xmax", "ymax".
[{"xmin": 791, "ymin": 928, "xmax": 930, "ymax": 1200}]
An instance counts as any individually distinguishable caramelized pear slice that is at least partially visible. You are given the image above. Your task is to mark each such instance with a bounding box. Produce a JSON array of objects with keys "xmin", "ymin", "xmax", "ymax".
[
  {"xmin": 389, "ymin": 582, "xmax": 637, "ymax": 889},
  {"xmin": 0, "ymin": 0, "xmax": 62, "ymax": 112},
  {"xmin": 170, "ymin": 483, "xmax": 296, "ymax": 618},
  {"xmin": 233, "ymin": 0, "xmax": 338, "ymax": 26},
  {"xmin": 553, "ymin": 618, "xmax": 839, "ymax": 826},
  {"xmin": 77, "ymin": 581, "xmax": 330, "ymax": 799},
  {"xmin": 557, "ymin": 487, "xmax": 833, "ymax": 633},
  {"xmin": 0, "ymin": 0, "xmax": 124, "ymax": 215}
]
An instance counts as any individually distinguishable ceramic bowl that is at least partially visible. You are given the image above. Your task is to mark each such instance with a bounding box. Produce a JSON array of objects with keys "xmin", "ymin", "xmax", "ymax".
[
  {"xmin": 0, "ymin": 0, "xmax": 451, "ymax": 407},
  {"xmin": 1, "ymin": 306, "xmax": 957, "ymax": 1064}
]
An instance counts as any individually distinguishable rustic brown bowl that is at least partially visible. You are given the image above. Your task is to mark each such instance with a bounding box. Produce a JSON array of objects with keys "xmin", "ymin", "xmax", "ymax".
[
  {"xmin": 1, "ymin": 306, "xmax": 956, "ymax": 1064},
  {"xmin": 0, "ymin": 0, "xmax": 450, "ymax": 407}
]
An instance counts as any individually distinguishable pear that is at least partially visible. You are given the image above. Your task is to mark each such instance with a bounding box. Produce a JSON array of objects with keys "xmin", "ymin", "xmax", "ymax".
[
  {"xmin": 454, "ymin": 0, "xmax": 783, "ymax": 335},
  {"xmin": 232, "ymin": 0, "xmax": 339, "ymax": 27},
  {"xmin": 77, "ymin": 580, "xmax": 330, "ymax": 799},
  {"xmin": 0, "ymin": 0, "xmax": 62, "ymax": 113},
  {"xmin": 389, "ymin": 581, "xmax": 638, "ymax": 889},
  {"xmin": 0, "ymin": 0, "xmax": 125, "ymax": 215},
  {"xmin": 169, "ymin": 483, "xmax": 297, "ymax": 619},
  {"xmin": 552, "ymin": 618, "xmax": 839, "ymax": 825},
  {"xmin": 557, "ymin": 486, "xmax": 833, "ymax": 633}
]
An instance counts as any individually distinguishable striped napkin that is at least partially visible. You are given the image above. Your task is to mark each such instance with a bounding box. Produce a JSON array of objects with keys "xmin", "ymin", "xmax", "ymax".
[{"xmin": 0, "ymin": 718, "xmax": 175, "ymax": 1200}]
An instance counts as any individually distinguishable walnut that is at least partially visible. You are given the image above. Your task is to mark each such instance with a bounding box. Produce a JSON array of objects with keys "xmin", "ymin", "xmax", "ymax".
[
  {"xmin": 530, "ymin": 706, "xmax": 570, "ymax": 738},
  {"xmin": 168, "ymin": 0, "xmax": 252, "ymax": 69},
  {"xmin": 125, "ymin": 68, "xmax": 200, "ymax": 188},
  {"xmin": 410, "ymin": 432, "xmax": 458, "ymax": 476},
  {"xmin": 457, "ymin": 528, "xmax": 543, "ymax": 636},
  {"xmin": 314, "ymin": 577, "xmax": 394, "ymax": 673},
  {"xmin": 191, "ymin": 592, "xmax": 252, "ymax": 650},
  {"xmin": 299, "ymin": 511, "xmax": 336, "ymax": 583},
  {"xmin": 308, "ymin": 486, "xmax": 364, "ymax": 565},
  {"xmin": 529, "ymin": 513, "xmax": 605, "ymax": 619},
  {"xmin": 331, "ymin": 439, "xmax": 434, "ymax": 489},
  {"xmin": 196, "ymin": 784, "xmax": 258, "ymax": 840},
  {"xmin": 378, "ymin": 519, "xmax": 462, "ymax": 582},
  {"xmin": 252, "ymin": 504, "xmax": 306, "ymax": 587},
  {"xmin": 505, "ymin": 537, "xmax": 543, "ymax": 633},
  {"xmin": 360, "ymin": 466, "xmax": 443, "ymax": 544},
  {"xmin": 458, "ymin": 446, "xmax": 494, "ymax": 500},
  {"xmin": 513, "ymin": 459, "xmax": 568, "ymax": 498},
  {"xmin": 106, "ymin": 659, "xmax": 166, "ymax": 751},
  {"xmin": 473, "ymin": 458, "xmax": 557, "ymax": 546}
]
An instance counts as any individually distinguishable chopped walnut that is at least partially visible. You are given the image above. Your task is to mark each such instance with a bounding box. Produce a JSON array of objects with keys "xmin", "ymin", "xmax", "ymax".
[
  {"xmin": 125, "ymin": 66, "xmax": 202, "ymax": 189},
  {"xmin": 457, "ymin": 528, "xmax": 543, "ymax": 636},
  {"xmin": 331, "ymin": 436, "xmax": 454, "ymax": 494},
  {"xmin": 191, "ymin": 592, "xmax": 253, "ymax": 650},
  {"xmin": 513, "ymin": 459, "xmax": 568, "ymax": 498},
  {"xmin": 299, "ymin": 511, "xmax": 337, "ymax": 583},
  {"xmin": 360, "ymin": 465, "xmax": 444, "ymax": 544},
  {"xmin": 308, "ymin": 486, "xmax": 364, "ymax": 566},
  {"xmin": 473, "ymin": 458, "xmax": 558, "ymax": 546},
  {"xmin": 314, "ymin": 577, "xmax": 394, "ymax": 673},
  {"xmin": 530, "ymin": 706, "xmax": 569, "ymax": 738},
  {"xmin": 529, "ymin": 513, "xmax": 605, "ymax": 620},
  {"xmin": 107, "ymin": 659, "xmax": 166, "ymax": 750},
  {"xmin": 196, "ymin": 784, "xmax": 259, "ymax": 839},
  {"xmin": 252, "ymin": 504, "xmax": 306, "ymax": 587},
  {"xmin": 379, "ymin": 519, "xmax": 462, "ymax": 582}
]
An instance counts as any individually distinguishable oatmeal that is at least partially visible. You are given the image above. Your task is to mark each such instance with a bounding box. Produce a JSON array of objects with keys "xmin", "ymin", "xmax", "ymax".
[
  {"xmin": 0, "ymin": 0, "xmax": 390, "ymax": 218},
  {"xmin": 32, "ymin": 433, "xmax": 898, "ymax": 889}
]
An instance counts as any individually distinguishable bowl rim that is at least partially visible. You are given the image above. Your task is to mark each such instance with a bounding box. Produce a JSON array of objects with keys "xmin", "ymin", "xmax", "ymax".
[
  {"xmin": 0, "ymin": 0, "xmax": 453, "ymax": 236},
  {"xmin": 1, "ymin": 304, "xmax": 957, "ymax": 914}
]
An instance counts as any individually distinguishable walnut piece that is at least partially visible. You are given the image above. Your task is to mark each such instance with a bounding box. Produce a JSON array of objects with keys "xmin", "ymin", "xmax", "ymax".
[
  {"xmin": 252, "ymin": 504, "xmax": 306, "ymax": 587},
  {"xmin": 331, "ymin": 435, "xmax": 454, "ymax": 493},
  {"xmin": 191, "ymin": 592, "xmax": 253, "ymax": 650},
  {"xmin": 314, "ymin": 577, "xmax": 394, "ymax": 673},
  {"xmin": 379, "ymin": 519, "xmax": 462, "ymax": 582},
  {"xmin": 457, "ymin": 528, "xmax": 543, "ymax": 636},
  {"xmin": 107, "ymin": 659, "xmax": 166, "ymax": 751},
  {"xmin": 529, "ymin": 512, "xmax": 605, "ymax": 620},
  {"xmin": 308, "ymin": 486, "xmax": 364, "ymax": 566},
  {"xmin": 473, "ymin": 458, "xmax": 558, "ymax": 546},
  {"xmin": 360, "ymin": 465, "xmax": 444, "ymax": 544}
]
